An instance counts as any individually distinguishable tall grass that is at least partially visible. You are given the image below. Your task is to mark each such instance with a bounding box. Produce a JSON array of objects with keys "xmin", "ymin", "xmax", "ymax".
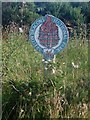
[{"xmin": 2, "ymin": 24, "xmax": 89, "ymax": 119}]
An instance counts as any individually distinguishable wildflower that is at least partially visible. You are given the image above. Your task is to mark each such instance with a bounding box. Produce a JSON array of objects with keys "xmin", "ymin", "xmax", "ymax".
[
  {"xmin": 29, "ymin": 92, "xmax": 32, "ymax": 96},
  {"xmin": 72, "ymin": 62, "xmax": 79, "ymax": 68},
  {"xmin": 52, "ymin": 68, "xmax": 55, "ymax": 74},
  {"xmin": 42, "ymin": 59, "xmax": 45, "ymax": 62},
  {"xmin": 45, "ymin": 67, "xmax": 48, "ymax": 70},
  {"xmin": 44, "ymin": 61, "xmax": 48, "ymax": 64},
  {"xmin": 48, "ymin": 59, "xmax": 52, "ymax": 62},
  {"xmin": 80, "ymin": 43, "xmax": 82, "ymax": 46},
  {"xmin": 63, "ymin": 62, "xmax": 65, "ymax": 65},
  {"xmin": 19, "ymin": 27, "xmax": 23, "ymax": 33},
  {"xmin": 21, "ymin": 109, "xmax": 24, "ymax": 113}
]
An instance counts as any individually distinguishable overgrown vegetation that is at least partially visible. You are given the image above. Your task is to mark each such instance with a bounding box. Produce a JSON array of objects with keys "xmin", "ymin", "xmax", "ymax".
[
  {"xmin": 2, "ymin": 26, "xmax": 89, "ymax": 119},
  {"xmin": 2, "ymin": 2, "xmax": 89, "ymax": 120}
]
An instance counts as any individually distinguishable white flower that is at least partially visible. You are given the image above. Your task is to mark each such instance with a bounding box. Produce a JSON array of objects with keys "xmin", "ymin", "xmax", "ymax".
[
  {"xmin": 72, "ymin": 62, "xmax": 79, "ymax": 68},
  {"xmin": 48, "ymin": 59, "xmax": 52, "ymax": 62},
  {"xmin": 21, "ymin": 109, "xmax": 24, "ymax": 113},
  {"xmin": 45, "ymin": 67, "xmax": 48, "ymax": 70},
  {"xmin": 44, "ymin": 61, "xmax": 48, "ymax": 64},
  {"xmin": 29, "ymin": 92, "xmax": 32, "ymax": 96},
  {"xmin": 52, "ymin": 69, "xmax": 55, "ymax": 74},
  {"xmin": 42, "ymin": 59, "xmax": 45, "ymax": 62},
  {"xmin": 19, "ymin": 27, "xmax": 23, "ymax": 33}
]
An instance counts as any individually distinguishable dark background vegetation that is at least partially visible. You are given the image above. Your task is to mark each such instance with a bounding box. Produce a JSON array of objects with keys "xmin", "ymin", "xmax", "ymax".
[
  {"xmin": 2, "ymin": 2, "xmax": 90, "ymax": 120},
  {"xmin": 2, "ymin": 2, "xmax": 90, "ymax": 27}
]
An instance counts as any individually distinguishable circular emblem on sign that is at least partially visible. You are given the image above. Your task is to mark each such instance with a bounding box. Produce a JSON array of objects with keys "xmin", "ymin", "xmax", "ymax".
[{"xmin": 29, "ymin": 14, "xmax": 69, "ymax": 61}]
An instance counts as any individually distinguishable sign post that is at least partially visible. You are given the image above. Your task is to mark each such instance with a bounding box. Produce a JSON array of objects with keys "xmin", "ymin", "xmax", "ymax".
[
  {"xmin": 29, "ymin": 14, "xmax": 69, "ymax": 77},
  {"xmin": 29, "ymin": 14, "xmax": 69, "ymax": 118}
]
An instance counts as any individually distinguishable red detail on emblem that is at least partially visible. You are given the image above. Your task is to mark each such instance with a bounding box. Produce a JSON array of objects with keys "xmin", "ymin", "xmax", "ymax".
[{"xmin": 38, "ymin": 16, "xmax": 59, "ymax": 48}]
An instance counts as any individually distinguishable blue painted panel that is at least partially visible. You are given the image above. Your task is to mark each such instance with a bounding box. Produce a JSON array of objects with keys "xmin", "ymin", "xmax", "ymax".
[{"xmin": 29, "ymin": 14, "xmax": 69, "ymax": 61}]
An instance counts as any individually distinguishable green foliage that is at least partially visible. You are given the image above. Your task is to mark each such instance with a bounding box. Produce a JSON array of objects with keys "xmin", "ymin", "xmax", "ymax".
[
  {"xmin": 2, "ymin": 2, "xmax": 89, "ymax": 27},
  {"xmin": 35, "ymin": 2, "xmax": 85, "ymax": 25},
  {"xmin": 2, "ymin": 79, "xmax": 51, "ymax": 119},
  {"xmin": 2, "ymin": 2, "xmax": 40, "ymax": 26},
  {"xmin": 2, "ymin": 26, "xmax": 89, "ymax": 119}
]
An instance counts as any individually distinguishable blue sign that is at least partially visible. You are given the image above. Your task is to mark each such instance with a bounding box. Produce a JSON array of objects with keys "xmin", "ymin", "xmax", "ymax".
[{"xmin": 29, "ymin": 14, "xmax": 69, "ymax": 61}]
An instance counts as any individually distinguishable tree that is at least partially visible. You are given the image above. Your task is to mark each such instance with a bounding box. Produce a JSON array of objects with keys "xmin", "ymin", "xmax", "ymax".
[{"xmin": 2, "ymin": 2, "xmax": 40, "ymax": 27}]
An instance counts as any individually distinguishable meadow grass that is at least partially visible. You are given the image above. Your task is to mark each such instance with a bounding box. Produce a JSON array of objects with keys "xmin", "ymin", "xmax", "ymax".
[{"xmin": 2, "ymin": 30, "xmax": 89, "ymax": 119}]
